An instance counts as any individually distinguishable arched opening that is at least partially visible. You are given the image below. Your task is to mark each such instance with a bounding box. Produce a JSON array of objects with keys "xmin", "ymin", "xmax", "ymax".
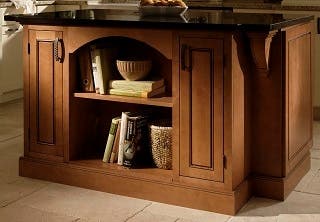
[{"xmin": 72, "ymin": 36, "xmax": 172, "ymax": 95}]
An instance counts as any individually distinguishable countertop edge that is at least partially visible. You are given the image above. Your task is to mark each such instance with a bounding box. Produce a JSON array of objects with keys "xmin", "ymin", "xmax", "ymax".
[{"xmin": 4, "ymin": 11, "xmax": 314, "ymax": 32}]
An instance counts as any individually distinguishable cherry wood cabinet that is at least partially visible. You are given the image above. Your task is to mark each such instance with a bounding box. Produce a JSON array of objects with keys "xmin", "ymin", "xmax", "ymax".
[
  {"xmin": 179, "ymin": 37, "xmax": 224, "ymax": 183},
  {"xmin": 17, "ymin": 21, "xmax": 313, "ymax": 215},
  {"xmin": 26, "ymin": 29, "xmax": 64, "ymax": 159}
]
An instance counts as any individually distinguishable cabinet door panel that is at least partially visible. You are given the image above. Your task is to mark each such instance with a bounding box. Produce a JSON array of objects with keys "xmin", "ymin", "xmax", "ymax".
[
  {"xmin": 38, "ymin": 41, "xmax": 55, "ymax": 144},
  {"xmin": 288, "ymin": 33, "xmax": 312, "ymax": 160},
  {"xmin": 180, "ymin": 37, "xmax": 224, "ymax": 182},
  {"xmin": 29, "ymin": 30, "xmax": 63, "ymax": 157}
]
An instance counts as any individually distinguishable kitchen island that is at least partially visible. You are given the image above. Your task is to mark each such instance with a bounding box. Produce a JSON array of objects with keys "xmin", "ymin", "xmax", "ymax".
[{"xmin": 5, "ymin": 9, "xmax": 314, "ymax": 215}]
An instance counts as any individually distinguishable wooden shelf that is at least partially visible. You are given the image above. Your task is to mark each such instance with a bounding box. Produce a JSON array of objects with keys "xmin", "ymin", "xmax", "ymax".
[
  {"xmin": 69, "ymin": 158, "xmax": 173, "ymax": 183},
  {"xmin": 73, "ymin": 92, "xmax": 173, "ymax": 107}
]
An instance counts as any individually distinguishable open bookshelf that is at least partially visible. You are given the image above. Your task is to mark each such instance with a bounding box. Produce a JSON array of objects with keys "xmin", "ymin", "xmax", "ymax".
[{"xmin": 68, "ymin": 36, "xmax": 173, "ymax": 178}]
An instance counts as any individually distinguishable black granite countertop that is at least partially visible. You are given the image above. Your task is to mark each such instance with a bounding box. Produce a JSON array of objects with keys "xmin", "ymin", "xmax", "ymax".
[{"xmin": 4, "ymin": 8, "xmax": 314, "ymax": 31}]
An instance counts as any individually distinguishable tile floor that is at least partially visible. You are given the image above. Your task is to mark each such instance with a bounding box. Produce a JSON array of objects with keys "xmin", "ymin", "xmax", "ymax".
[{"xmin": 0, "ymin": 99, "xmax": 320, "ymax": 222}]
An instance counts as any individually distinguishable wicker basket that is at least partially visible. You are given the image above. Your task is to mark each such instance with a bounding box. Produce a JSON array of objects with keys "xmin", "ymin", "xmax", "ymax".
[{"xmin": 149, "ymin": 120, "xmax": 172, "ymax": 170}]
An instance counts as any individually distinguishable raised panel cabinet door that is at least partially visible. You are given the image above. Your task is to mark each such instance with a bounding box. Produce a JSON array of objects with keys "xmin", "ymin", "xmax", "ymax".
[
  {"xmin": 28, "ymin": 30, "xmax": 64, "ymax": 156},
  {"xmin": 285, "ymin": 25, "xmax": 313, "ymax": 172},
  {"xmin": 179, "ymin": 37, "xmax": 224, "ymax": 182}
]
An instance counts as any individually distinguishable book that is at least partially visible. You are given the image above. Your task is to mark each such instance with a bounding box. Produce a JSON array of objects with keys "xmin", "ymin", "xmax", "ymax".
[
  {"xmin": 89, "ymin": 46, "xmax": 100, "ymax": 93},
  {"xmin": 109, "ymin": 79, "xmax": 164, "ymax": 91},
  {"xmin": 109, "ymin": 120, "xmax": 121, "ymax": 163},
  {"xmin": 78, "ymin": 47, "xmax": 95, "ymax": 92},
  {"xmin": 122, "ymin": 115, "xmax": 149, "ymax": 168},
  {"xmin": 90, "ymin": 46, "xmax": 119, "ymax": 94},
  {"xmin": 95, "ymin": 49, "xmax": 104, "ymax": 94},
  {"xmin": 102, "ymin": 117, "xmax": 121, "ymax": 163},
  {"xmin": 108, "ymin": 85, "xmax": 166, "ymax": 98},
  {"xmin": 98, "ymin": 47, "xmax": 119, "ymax": 94},
  {"xmin": 118, "ymin": 112, "xmax": 130, "ymax": 165}
]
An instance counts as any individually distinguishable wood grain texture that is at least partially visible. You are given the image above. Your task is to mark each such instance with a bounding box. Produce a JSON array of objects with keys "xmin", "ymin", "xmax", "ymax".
[
  {"xmin": 37, "ymin": 41, "xmax": 54, "ymax": 144},
  {"xmin": 285, "ymin": 23, "xmax": 313, "ymax": 173},
  {"xmin": 231, "ymin": 33, "xmax": 246, "ymax": 189},
  {"xmin": 73, "ymin": 93, "xmax": 173, "ymax": 107},
  {"xmin": 28, "ymin": 29, "xmax": 64, "ymax": 157},
  {"xmin": 179, "ymin": 37, "xmax": 224, "ymax": 183},
  {"xmin": 67, "ymin": 27, "xmax": 173, "ymax": 59},
  {"xmin": 172, "ymin": 32, "xmax": 180, "ymax": 183},
  {"xmin": 250, "ymin": 31, "xmax": 285, "ymax": 177},
  {"xmin": 23, "ymin": 26, "xmax": 30, "ymax": 157}
]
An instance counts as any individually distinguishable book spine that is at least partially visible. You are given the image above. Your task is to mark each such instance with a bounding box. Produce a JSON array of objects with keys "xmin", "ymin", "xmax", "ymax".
[
  {"xmin": 95, "ymin": 49, "xmax": 105, "ymax": 94},
  {"xmin": 79, "ymin": 47, "xmax": 94, "ymax": 92},
  {"xmin": 99, "ymin": 48, "xmax": 118, "ymax": 95},
  {"xmin": 109, "ymin": 81, "xmax": 153, "ymax": 91},
  {"xmin": 123, "ymin": 117, "xmax": 137, "ymax": 168},
  {"xmin": 102, "ymin": 118, "xmax": 120, "ymax": 163},
  {"xmin": 109, "ymin": 121, "xmax": 121, "ymax": 163},
  {"xmin": 123, "ymin": 116, "xmax": 150, "ymax": 168},
  {"xmin": 90, "ymin": 46, "xmax": 100, "ymax": 93},
  {"xmin": 118, "ymin": 112, "xmax": 129, "ymax": 165}
]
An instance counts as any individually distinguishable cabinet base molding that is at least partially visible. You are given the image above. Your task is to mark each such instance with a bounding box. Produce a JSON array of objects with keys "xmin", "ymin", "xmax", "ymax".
[
  {"xmin": 251, "ymin": 153, "xmax": 310, "ymax": 200},
  {"xmin": 19, "ymin": 157, "xmax": 251, "ymax": 215}
]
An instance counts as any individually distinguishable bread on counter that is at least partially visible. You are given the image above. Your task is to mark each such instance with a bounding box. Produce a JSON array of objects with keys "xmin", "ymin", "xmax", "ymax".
[{"xmin": 140, "ymin": 0, "xmax": 187, "ymax": 7}]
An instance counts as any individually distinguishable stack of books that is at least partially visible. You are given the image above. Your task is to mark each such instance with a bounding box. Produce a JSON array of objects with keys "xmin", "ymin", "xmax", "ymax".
[
  {"xmin": 108, "ymin": 78, "xmax": 166, "ymax": 98},
  {"xmin": 78, "ymin": 45, "xmax": 166, "ymax": 99},
  {"xmin": 102, "ymin": 112, "xmax": 152, "ymax": 168}
]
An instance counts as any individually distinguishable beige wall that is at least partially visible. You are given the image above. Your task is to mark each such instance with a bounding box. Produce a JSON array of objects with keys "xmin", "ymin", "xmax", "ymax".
[{"xmin": 282, "ymin": 1, "xmax": 320, "ymax": 108}]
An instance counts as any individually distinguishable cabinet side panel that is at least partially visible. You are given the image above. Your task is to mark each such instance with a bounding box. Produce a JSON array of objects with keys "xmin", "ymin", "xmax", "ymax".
[
  {"xmin": 38, "ymin": 41, "xmax": 54, "ymax": 144},
  {"xmin": 288, "ymin": 34, "xmax": 312, "ymax": 160},
  {"xmin": 285, "ymin": 23, "xmax": 313, "ymax": 173}
]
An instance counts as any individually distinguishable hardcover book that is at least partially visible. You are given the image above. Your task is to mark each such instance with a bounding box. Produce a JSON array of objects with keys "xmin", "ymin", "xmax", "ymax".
[
  {"xmin": 108, "ymin": 85, "xmax": 165, "ymax": 98},
  {"xmin": 122, "ymin": 115, "xmax": 150, "ymax": 168},
  {"xmin": 98, "ymin": 47, "xmax": 119, "ymax": 94},
  {"xmin": 109, "ymin": 78, "xmax": 164, "ymax": 91},
  {"xmin": 118, "ymin": 112, "xmax": 130, "ymax": 165},
  {"xmin": 89, "ymin": 45, "xmax": 100, "ymax": 93},
  {"xmin": 102, "ymin": 117, "xmax": 121, "ymax": 163},
  {"xmin": 109, "ymin": 120, "xmax": 121, "ymax": 163},
  {"xmin": 90, "ymin": 46, "xmax": 119, "ymax": 94},
  {"xmin": 78, "ymin": 47, "xmax": 95, "ymax": 92}
]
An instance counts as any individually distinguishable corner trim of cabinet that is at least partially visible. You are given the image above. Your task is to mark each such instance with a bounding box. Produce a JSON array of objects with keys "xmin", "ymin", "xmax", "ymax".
[{"xmin": 251, "ymin": 152, "xmax": 310, "ymax": 200}]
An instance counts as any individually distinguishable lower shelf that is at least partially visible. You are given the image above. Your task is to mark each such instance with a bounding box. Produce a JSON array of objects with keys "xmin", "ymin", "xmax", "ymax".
[{"xmin": 69, "ymin": 158, "xmax": 173, "ymax": 183}]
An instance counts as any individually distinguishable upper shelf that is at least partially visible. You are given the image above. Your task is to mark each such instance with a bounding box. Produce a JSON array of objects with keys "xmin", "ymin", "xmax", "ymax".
[
  {"xmin": 4, "ymin": 9, "xmax": 314, "ymax": 31},
  {"xmin": 74, "ymin": 92, "xmax": 173, "ymax": 107}
]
